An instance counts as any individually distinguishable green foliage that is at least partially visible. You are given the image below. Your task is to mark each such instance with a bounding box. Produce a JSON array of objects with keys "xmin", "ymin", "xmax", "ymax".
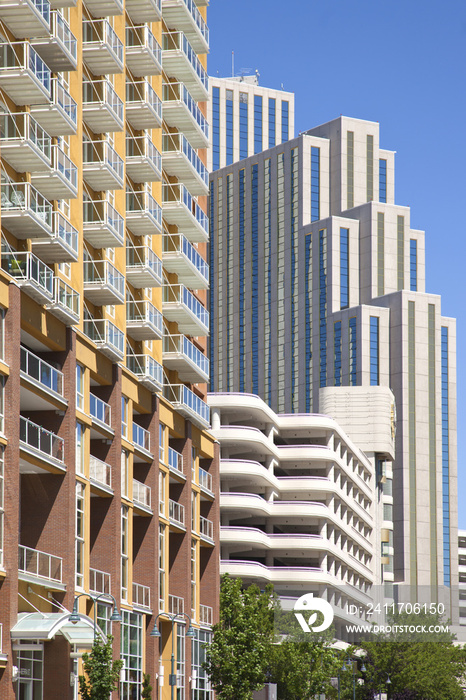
[
  {"xmin": 78, "ymin": 635, "xmax": 123, "ymax": 700},
  {"xmin": 141, "ymin": 673, "xmax": 152, "ymax": 700}
]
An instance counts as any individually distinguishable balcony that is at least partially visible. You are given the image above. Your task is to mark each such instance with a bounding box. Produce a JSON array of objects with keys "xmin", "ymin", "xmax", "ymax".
[
  {"xmin": 127, "ymin": 354, "xmax": 163, "ymax": 393},
  {"xmin": 89, "ymin": 567, "xmax": 111, "ymax": 594},
  {"xmin": 20, "ymin": 415, "xmax": 64, "ymax": 466},
  {"xmin": 127, "ymin": 0, "xmax": 160, "ymax": 22},
  {"xmin": 46, "ymin": 277, "xmax": 80, "ymax": 325},
  {"xmin": 83, "ymin": 79, "xmax": 124, "ymax": 133},
  {"xmin": 1, "ymin": 251, "xmax": 53, "ymax": 304},
  {"xmin": 162, "ymin": 0, "xmax": 209, "ymax": 53},
  {"xmin": 90, "ymin": 392, "xmax": 112, "ymax": 430},
  {"xmin": 0, "ymin": 42, "xmax": 50, "ymax": 104},
  {"xmin": 162, "ymin": 32, "xmax": 208, "ymax": 100},
  {"xmin": 199, "ymin": 515, "xmax": 213, "ymax": 543},
  {"xmin": 0, "ymin": 112, "xmax": 51, "ymax": 172},
  {"xmin": 133, "ymin": 582, "xmax": 151, "ymax": 609},
  {"xmin": 163, "ymin": 82, "xmax": 208, "ymax": 148},
  {"xmin": 163, "ymin": 334, "xmax": 209, "ymax": 383},
  {"xmin": 0, "ymin": 0, "xmax": 50, "ymax": 39},
  {"xmin": 32, "ymin": 10, "xmax": 77, "ymax": 71},
  {"xmin": 162, "ymin": 234, "xmax": 209, "ymax": 289},
  {"xmin": 18, "ymin": 545, "xmax": 63, "ymax": 588},
  {"xmin": 125, "ymin": 25, "xmax": 161, "ymax": 77},
  {"xmin": 31, "ymin": 144, "xmax": 78, "ymax": 200},
  {"xmin": 199, "ymin": 603, "xmax": 213, "ymax": 626},
  {"xmin": 126, "ymin": 245, "xmax": 162, "ymax": 288},
  {"xmin": 126, "ymin": 300, "xmax": 163, "ymax": 340},
  {"xmin": 82, "ymin": 19, "xmax": 124, "ymax": 74},
  {"xmin": 83, "ymin": 140, "xmax": 124, "ymax": 191},
  {"xmin": 133, "ymin": 479, "xmax": 152, "ymax": 512},
  {"xmin": 126, "ymin": 136, "xmax": 161, "ymax": 183},
  {"xmin": 198, "ymin": 467, "xmax": 213, "ymax": 495},
  {"xmin": 20, "ymin": 345, "xmax": 64, "ymax": 398},
  {"xmin": 169, "ymin": 499, "xmax": 185, "ymax": 529},
  {"xmin": 83, "ymin": 199, "xmax": 124, "ymax": 248},
  {"xmin": 126, "ymin": 190, "xmax": 162, "ymax": 236},
  {"xmin": 1, "ymin": 183, "xmax": 53, "ymax": 238},
  {"xmin": 164, "ymin": 383, "xmax": 209, "ymax": 429},
  {"xmin": 30, "ymin": 77, "xmax": 77, "ymax": 136},
  {"xmin": 89, "ymin": 456, "xmax": 112, "ymax": 495},
  {"xmin": 133, "ymin": 422, "xmax": 151, "ymax": 455},
  {"xmin": 168, "ymin": 594, "xmax": 184, "ymax": 615},
  {"xmin": 168, "ymin": 446, "xmax": 184, "ymax": 477},
  {"xmin": 32, "ymin": 212, "xmax": 79, "ymax": 263},
  {"xmin": 162, "ymin": 184, "xmax": 208, "ymax": 243},
  {"xmin": 126, "ymin": 79, "xmax": 162, "ymax": 130},
  {"xmin": 83, "ymin": 260, "xmax": 125, "ymax": 306},
  {"xmin": 162, "ymin": 284, "xmax": 209, "ymax": 336},
  {"xmin": 83, "ymin": 318, "xmax": 124, "ymax": 362},
  {"xmin": 162, "ymin": 132, "xmax": 208, "ymax": 195}
]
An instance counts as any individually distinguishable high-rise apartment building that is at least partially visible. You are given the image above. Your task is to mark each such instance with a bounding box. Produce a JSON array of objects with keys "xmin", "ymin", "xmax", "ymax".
[
  {"xmin": 210, "ymin": 387, "xmax": 396, "ymax": 641},
  {"xmin": 207, "ymin": 75, "xmax": 294, "ymax": 171},
  {"xmin": 209, "ymin": 115, "xmax": 457, "ymax": 605},
  {"xmin": 0, "ymin": 0, "xmax": 218, "ymax": 698}
]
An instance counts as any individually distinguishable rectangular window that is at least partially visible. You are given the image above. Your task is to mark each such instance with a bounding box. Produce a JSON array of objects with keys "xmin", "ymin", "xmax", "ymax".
[
  {"xmin": 226, "ymin": 89, "xmax": 233, "ymax": 165},
  {"xmin": 334, "ymin": 321, "xmax": 342, "ymax": 387},
  {"xmin": 239, "ymin": 168, "xmax": 245, "ymax": 391},
  {"xmin": 76, "ymin": 363, "xmax": 85, "ymax": 411},
  {"xmin": 192, "ymin": 629, "xmax": 213, "ymax": 700},
  {"xmin": 397, "ymin": 215, "xmax": 405, "ymax": 290},
  {"xmin": 349, "ymin": 317, "xmax": 357, "ymax": 386},
  {"xmin": 305, "ymin": 234, "xmax": 313, "ymax": 411},
  {"xmin": 76, "ymin": 482, "xmax": 85, "ymax": 589},
  {"xmin": 212, "ymin": 86, "xmax": 220, "ymax": 170},
  {"xmin": 319, "ymin": 229, "xmax": 327, "ymax": 388},
  {"xmin": 377, "ymin": 212, "xmax": 385, "ymax": 296},
  {"xmin": 226, "ymin": 173, "xmax": 234, "ymax": 390},
  {"xmin": 277, "ymin": 153, "xmax": 286, "ymax": 409},
  {"xmin": 159, "ymin": 471, "xmax": 166, "ymax": 516},
  {"xmin": 347, "ymin": 131, "xmax": 354, "ymax": 209},
  {"xmin": 121, "ymin": 449, "xmax": 128, "ymax": 498},
  {"xmin": 176, "ymin": 624, "xmax": 186, "ymax": 700},
  {"xmin": 0, "ymin": 376, "xmax": 4, "ymax": 436},
  {"xmin": 159, "ymin": 423, "xmax": 165, "ymax": 463},
  {"xmin": 159, "ymin": 524, "xmax": 166, "ymax": 612},
  {"xmin": 379, "ymin": 159, "xmax": 387, "ymax": 202},
  {"xmin": 0, "ymin": 447, "xmax": 4, "ymax": 568},
  {"xmin": 121, "ymin": 396, "xmax": 128, "ymax": 439},
  {"xmin": 410, "ymin": 239, "xmax": 417, "ymax": 291},
  {"xmin": 254, "ymin": 95, "xmax": 262, "ymax": 154},
  {"xmin": 191, "ymin": 539, "xmax": 197, "ymax": 621},
  {"xmin": 121, "ymin": 505, "xmax": 129, "ymax": 601},
  {"xmin": 239, "ymin": 92, "xmax": 248, "ymax": 159},
  {"xmin": 264, "ymin": 159, "xmax": 272, "ymax": 405},
  {"xmin": 291, "ymin": 147, "xmax": 299, "ymax": 410},
  {"xmin": 366, "ymin": 134, "xmax": 374, "ymax": 201},
  {"xmin": 120, "ymin": 611, "xmax": 143, "ymax": 700},
  {"xmin": 311, "ymin": 146, "xmax": 320, "ymax": 221},
  {"xmin": 96, "ymin": 603, "xmax": 112, "ymax": 638},
  {"xmin": 340, "ymin": 228, "xmax": 349, "ymax": 309},
  {"xmin": 268, "ymin": 98, "xmax": 276, "ymax": 147},
  {"xmin": 17, "ymin": 647, "xmax": 44, "ymax": 699},
  {"xmin": 441, "ymin": 327, "xmax": 450, "ymax": 586},
  {"xmin": 281, "ymin": 101, "xmax": 289, "ymax": 142},
  {"xmin": 408, "ymin": 301, "xmax": 417, "ymax": 586},
  {"xmin": 252, "ymin": 164, "xmax": 259, "ymax": 395},
  {"xmin": 191, "ymin": 446, "xmax": 196, "ymax": 480},
  {"xmin": 370, "ymin": 316, "xmax": 379, "ymax": 386},
  {"xmin": 76, "ymin": 422, "xmax": 85, "ymax": 475},
  {"xmin": 191, "ymin": 492, "xmax": 198, "ymax": 533},
  {"xmin": 428, "ymin": 305, "xmax": 437, "ymax": 588},
  {"xmin": 0, "ymin": 309, "xmax": 4, "ymax": 361}
]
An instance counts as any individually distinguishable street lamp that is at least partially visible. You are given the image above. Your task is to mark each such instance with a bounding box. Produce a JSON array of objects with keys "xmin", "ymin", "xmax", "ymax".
[
  {"xmin": 150, "ymin": 612, "xmax": 195, "ymax": 700},
  {"xmin": 69, "ymin": 592, "xmax": 121, "ymax": 638}
]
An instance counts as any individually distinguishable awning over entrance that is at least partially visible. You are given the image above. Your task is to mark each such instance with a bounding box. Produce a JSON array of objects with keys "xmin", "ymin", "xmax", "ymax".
[{"xmin": 11, "ymin": 612, "xmax": 106, "ymax": 647}]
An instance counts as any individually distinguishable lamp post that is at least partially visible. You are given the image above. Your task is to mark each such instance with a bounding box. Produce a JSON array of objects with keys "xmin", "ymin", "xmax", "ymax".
[
  {"xmin": 69, "ymin": 591, "xmax": 122, "ymax": 639},
  {"xmin": 150, "ymin": 612, "xmax": 195, "ymax": 700}
]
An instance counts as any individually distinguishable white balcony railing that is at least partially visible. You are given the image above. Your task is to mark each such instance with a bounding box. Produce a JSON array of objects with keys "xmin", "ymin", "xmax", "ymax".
[
  {"xmin": 161, "ymin": 0, "xmax": 209, "ymax": 52},
  {"xmin": 164, "ymin": 384, "xmax": 210, "ymax": 429},
  {"xmin": 0, "ymin": 41, "xmax": 51, "ymax": 104},
  {"xmin": 126, "ymin": 245, "xmax": 162, "ymax": 288},
  {"xmin": 33, "ymin": 9, "xmax": 78, "ymax": 72},
  {"xmin": 20, "ymin": 345, "xmax": 64, "ymax": 396},
  {"xmin": 162, "ymin": 333, "xmax": 209, "ymax": 383},
  {"xmin": 162, "ymin": 132, "xmax": 208, "ymax": 195},
  {"xmin": 82, "ymin": 19, "xmax": 124, "ymax": 74},
  {"xmin": 1, "ymin": 251, "xmax": 54, "ymax": 304},
  {"xmin": 126, "ymin": 135, "xmax": 161, "ymax": 182},
  {"xmin": 198, "ymin": 467, "xmax": 213, "ymax": 494},
  {"xmin": 127, "ymin": 300, "xmax": 163, "ymax": 340},
  {"xmin": 30, "ymin": 77, "xmax": 77, "ymax": 136},
  {"xmin": 125, "ymin": 24, "xmax": 161, "ymax": 76},
  {"xmin": 31, "ymin": 143, "xmax": 78, "ymax": 200},
  {"xmin": 83, "ymin": 260, "xmax": 125, "ymax": 305},
  {"xmin": 133, "ymin": 582, "xmax": 151, "ymax": 609},
  {"xmin": 133, "ymin": 423, "xmax": 151, "ymax": 453},
  {"xmin": 199, "ymin": 603, "xmax": 213, "ymax": 626},
  {"xmin": 89, "ymin": 567, "xmax": 111, "ymax": 595},
  {"xmin": 83, "ymin": 79, "xmax": 124, "ymax": 133},
  {"xmin": 162, "ymin": 233, "xmax": 209, "ymax": 289},
  {"xmin": 162, "ymin": 81, "xmax": 208, "ymax": 147},
  {"xmin": 89, "ymin": 455, "xmax": 112, "ymax": 489},
  {"xmin": 168, "ymin": 446, "xmax": 183, "ymax": 475},
  {"xmin": 162, "ymin": 284, "xmax": 209, "ymax": 336},
  {"xmin": 20, "ymin": 415, "xmax": 64, "ymax": 462},
  {"xmin": 0, "ymin": 0, "xmax": 50, "ymax": 38},
  {"xmin": 0, "ymin": 112, "xmax": 51, "ymax": 172},
  {"xmin": 83, "ymin": 199, "xmax": 124, "ymax": 248},
  {"xmin": 200, "ymin": 515, "xmax": 214, "ymax": 542},
  {"xmin": 169, "ymin": 594, "xmax": 184, "ymax": 615},
  {"xmin": 83, "ymin": 318, "xmax": 124, "ymax": 362},
  {"xmin": 1, "ymin": 183, "xmax": 53, "ymax": 238},
  {"xmin": 162, "ymin": 183, "xmax": 208, "ymax": 242},
  {"xmin": 127, "ymin": 354, "xmax": 163, "ymax": 393},
  {"xmin": 83, "ymin": 139, "xmax": 124, "ymax": 191},
  {"xmin": 32, "ymin": 210, "xmax": 79, "ymax": 263},
  {"xmin": 90, "ymin": 392, "xmax": 112, "ymax": 429},
  {"xmin": 126, "ymin": 190, "xmax": 162, "ymax": 235},
  {"xmin": 46, "ymin": 277, "xmax": 80, "ymax": 325},
  {"xmin": 126, "ymin": 79, "xmax": 162, "ymax": 129},
  {"xmin": 169, "ymin": 499, "xmax": 185, "ymax": 527},
  {"xmin": 133, "ymin": 478, "xmax": 151, "ymax": 509},
  {"xmin": 162, "ymin": 31, "xmax": 207, "ymax": 99},
  {"xmin": 18, "ymin": 544, "xmax": 62, "ymax": 584}
]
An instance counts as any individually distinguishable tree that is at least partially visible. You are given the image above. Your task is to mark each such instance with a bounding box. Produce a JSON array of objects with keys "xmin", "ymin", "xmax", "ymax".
[
  {"xmin": 78, "ymin": 635, "xmax": 123, "ymax": 700},
  {"xmin": 141, "ymin": 673, "xmax": 153, "ymax": 700},
  {"xmin": 204, "ymin": 574, "xmax": 277, "ymax": 700}
]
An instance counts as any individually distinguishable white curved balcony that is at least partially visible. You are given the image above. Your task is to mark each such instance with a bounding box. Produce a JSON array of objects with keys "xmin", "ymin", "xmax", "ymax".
[
  {"xmin": 0, "ymin": 41, "xmax": 50, "ymax": 104},
  {"xmin": 162, "ymin": 132, "xmax": 208, "ymax": 196},
  {"xmin": 126, "ymin": 135, "xmax": 161, "ymax": 183},
  {"xmin": 83, "ymin": 140, "xmax": 124, "ymax": 191},
  {"xmin": 126, "ymin": 245, "xmax": 162, "ymax": 288},
  {"xmin": 221, "ymin": 527, "xmax": 323, "ymax": 553},
  {"xmin": 213, "ymin": 426, "xmax": 277, "ymax": 458},
  {"xmin": 83, "ymin": 79, "xmax": 124, "ymax": 133},
  {"xmin": 162, "ymin": 0, "xmax": 209, "ymax": 53},
  {"xmin": 82, "ymin": 19, "xmax": 124, "ymax": 74},
  {"xmin": 125, "ymin": 25, "xmax": 161, "ymax": 76},
  {"xmin": 126, "ymin": 79, "xmax": 162, "ymax": 130},
  {"xmin": 31, "ymin": 144, "xmax": 78, "ymax": 200},
  {"xmin": 126, "ymin": 190, "xmax": 162, "ymax": 236},
  {"xmin": 0, "ymin": 0, "xmax": 50, "ymax": 39},
  {"xmin": 162, "ymin": 183, "xmax": 208, "ymax": 243},
  {"xmin": 30, "ymin": 77, "xmax": 77, "ymax": 136},
  {"xmin": 0, "ymin": 112, "xmax": 51, "ymax": 173},
  {"xmin": 220, "ymin": 560, "xmax": 325, "ymax": 587},
  {"xmin": 162, "ymin": 31, "xmax": 207, "ymax": 100},
  {"xmin": 162, "ymin": 233, "xmax": 209, "ymax": 290},
  {"xmin": 32, "ymin": 9, "xmax": 77, "ymax": 72},
  {"xmin": 162, "ymin": 81, "xmax": 208, "ymax": 148},
  {"xmin": 83, "ymin": 199, "xmax": 124, "ymax": 248},
  {"xmin": 126, "ymin": 0, "xmax": 160, "ymax": 23}
]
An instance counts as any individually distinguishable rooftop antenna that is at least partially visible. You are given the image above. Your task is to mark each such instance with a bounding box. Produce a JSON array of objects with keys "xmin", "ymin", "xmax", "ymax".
[{"xmin": 231, "ymin": 51, "xmax": 234, "ymax": 78}]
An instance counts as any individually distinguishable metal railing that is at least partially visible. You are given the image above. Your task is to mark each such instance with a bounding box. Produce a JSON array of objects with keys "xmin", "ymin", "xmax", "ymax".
[
  {"xmin": 51, "ymin": 211, "xmax": 79, "ymax": 257},
  {"xmin": 133, "ymin": 478, "xmax": 151, "ymax": 509},
  {"xmin": 133, "ymin": 423, "xmax": 150, "ymax": 452},
  {"xmin": 163, "ymin": 334, "xmax": 209, "ymax": 379},
  {"xmin": 162, "ymin": 31, "xmax": 207, "ymax": 93},
  {"xmin": 2, "ymin": 251, "xmax": 53, "ymax": 297},
  {"xmin": 90, "ymin": 392, "xmax": 112, "ymax": 428},
  {"xmin": 163, "ymin": 234, "xmax": 209, "ymax": 283},
  {"xmin": 0, "ymin": 42, "xmax": 51, "ymax": 94},
  {"xmin": 51, "ymin": 77, "xmax": 77, "ymax": 127},
  {"xmin": 83, "ymin": 139, "xmax": 124, "ymax": 182},
  {"xmin": 126, "ymin": 24, "xmax": 161, "ymax": 64},
  {"xmin": 169, "ymin": 594, "xmax": 184, "ymax": 615},
  {"xmin": 83, "ymin": 199, "xmax": 124, "ymax": 244},
  {"xmin": 82, "ymin": 19, "xmax": 123, "ymax": 65},
  {"xmin": 126, "ymin": 190, "xmax": 162, "ymax": 227},
  {"xmin": 163, "ymin": 284, "xmax": 209, "ymax": 330},
  {"xmin": 126, "ymin": 245, "xmax": 162, "ymax": 280},
  {"xmin": 20, "ymin": 345, "xmax": 63, "ymax": 395},
  {"xmin": 169, "ymin": 499, "xmax": 185, "ymax": 526},
  {"xmin": 198, "ymin": 467, "xmax": 213, "ymax": 493},
  {"xmin": 0, "ymin": 112, "xmax": 51, "ymax": 161},
  {"xmin": 162, "ymin": 132, "xmax": 208, "ymax": 187},
  {"xmin": 168, "ymin": 446, "xmax": 183, "ymax": 475},
  {"xmin": 89, "ymin": 567, "xmax": 111, "ymax": 595},
  {"xmin": 162, "ymin": 183, "xmax": 208, "ymax": 233},
  {"xmin": 50, "ymin": 278, "xmax": 80, "ymax": 320},
  {"xmin": 1, "ymin": 182, "xmax": 53, "ymax": 227},
  {"xmin": 199, "ymin": 603, "xmax": 213, "ymax": 626},
  {"xmin": 133, "ymin": 582, "xmax": 150, "ymax": 609},
  {"xmin": 89, "ymin": 455, "xmax": 112, "ymax": 488},
  {"xmin": 200, "ymin": 515, "xmax": 213, "ymax": 541},
  {"xmin": 126, "ymin": 79, "xmax": 162, "ymax": 121},
  {"xmin": 127, "ymin": 354, "xmax": 163, "ymax": 388},
  {"xmin": 162, "ymin": 82, "xmax": 208, "ymax": 140},
  {"xmin": 83, "ymin": 79, "xmax": 124, "ymax": 124},
  {"xmin": 83, "ymin": 318, "xmax": 125, "ymax": 357},
  {"xmin": 18, "ymin": 544, "xmax": 62, "ymax": 583},
  {"xmin": 50, "ymin": 10, "xmax": 77, "ymax": 62},
  {"xmin": 126, "ymin": 135, "xmax": 161, "ymax": 172},
  {"xmin": 20, "ymin": 415, "xmax": 64, "ymax": 462},
  {"xmin": 83, "ymin": 260, "xmax": 125, "ymax": 298},
  {"xmin": 127, "ymin": 300, "xmax": 163, "ymax": 336},
  {"xmin": 164, "ymin": 384, "xmax": 210, "ymax": 427}
]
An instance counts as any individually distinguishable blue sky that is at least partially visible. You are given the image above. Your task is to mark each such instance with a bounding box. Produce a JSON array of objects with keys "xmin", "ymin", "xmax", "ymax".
[{"xmin": 207, "ymin": 0, "xmax": 466, "ymax": 526}]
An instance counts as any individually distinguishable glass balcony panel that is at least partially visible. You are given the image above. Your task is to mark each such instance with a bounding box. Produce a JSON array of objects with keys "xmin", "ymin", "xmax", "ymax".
[
  {"xmin": 126, "ymin": 135, "xmax": 161, "ymax": 183},
  {"xmin": 168, "ymin": 446, "xmax": 183, "ymax": 475},
  {"xmin": 125, "ymin": 25, "xmax": 161, "ymax": 77},
  {"xmin": 133, "ymin": 478, "xmax": 151, "ymax": 509},
  {"xmin": 162, "ymin": 284, "xmax": 209, "ymax": 336},
  {"xmin": 200, "ymin": 515, "xmax": 213, "ymax": 542},
  {"xmin": 83, "ymin": 78, "xmax": 124, "ymax": 133},
  {"xmin": 30, "ymin": 77, "xmax": 77, "ymax": 136},
  {"xmin": 162, "ymin": 233, "xmax": 209, "ymax": 290},
  {"xmin": 90, "ymin": 392, "xmax": 112, "ymax": 428},
  {"xmin": 126, "ymin": 190, "xmax": 162, "ymax": 235},
  {"xmin": 83, "ymin": 318, "xmax": 124, "ymax": 362},
  {"xmin": 199, "ymin": 603, "xmax": 213, "ymax": 625},
  {"xmin": 82, "ymin": 19, "xmax": 124, "ymax": 74},
  {"xmin": 1, "ymin": 250, "xmax": 53, "ymax": 303},
  {"xmin": 132, "ymin": 423, "xmax": 150, "ymax": 453},
  {"xmin": 89, "ymin": 566, "xmax": 111, "ymax": 594},
  {"xmin": 126, "ymin": 79, "xmax": 162, "ymax": 129},
  {"xmin": 127, "ymin": 354, "xmax": 163, "ymax": 393},
  {"xmin": 169, "ymin": 594, "xmax": 184, "ymax": 615},
  {"xmin": 163, "ymin": 383, "xmax": 209, "ymax": 429},
  {"xmin": 0, "ymin": 112, "xmax": 51, "ymax": 172},
  {"xmin": 198, "ymin": 467, "xmax": 213, "ymax": 493},
  {"xmin": 18, "ymin": 545, "xmax": 62, "ymax": 584},
  {"xmin": 162, "ymin": 81, "xmax": 208, "ymax": 148},
  {"xmin": 83, "ymin": 140, "xmax": 124, "ymax": 191},
  {"xmin": 32, "ymin": 10, "xmax": 77, "ymax": 72},
  {"xmin": 83, "ymin": 199, "xmax": 124, "ymax": 248},
  {"xmin": 162, "ymin": 333, "xmax": 209, "ymax": 383},
  {"xmin": 126, "ymin": 245, "xmax": 162, "ymax": 288},
  {"xmin": 126, "ymin": 0, "xmax": 160, "ymax": 23},
  {"xmin": 168, "ymin": 498, "xmax": 185, "ymax": 527},
  {"xmin": 32, "ymin": 211, "xmax": 79, "ymax": 263},
  {"xmin": 20, "ymin": 415, "xmax": 64, "ymax": 462},
  {"xmin": 0, "ymin": 0, "xmax": 50, "ymax": 39},
  {"xmin": 46, "ymin": 277, "xmax": 80, "ymax": 325},
  {"xmin": 0, "ymin": 42, "xmax": 50, "ymax": 104},
  {"xmin": 31, "ymin": 144, "xmax": 78, "ymax": 200},
  {"xmin": 20, "ymin": 345, "xmax": 63, "ymax": 395},
  {"xmin": 126, "ymin": 300, "xmax": 163, "ymax": 340},
  {"xmin": 162, "ymin": 183, "xmax": 208, "ymax": 243},
  {"xmin": 161, "ymin": 0, "xmax": 209, "ymax": 53},
  {"xmin": 83, "ymin": 260, "xmax": 125, "ymax": 305},
  {"xmin": 162, "ymin": 31, "xmax": 207, "ymax": 100},
  {"xmin": 162, "ymin": 132, "xmax": 208, "ymax": 195},
  {"xmin": 133, "ymin": 581, "xmax": 151, "ymax": 608}
]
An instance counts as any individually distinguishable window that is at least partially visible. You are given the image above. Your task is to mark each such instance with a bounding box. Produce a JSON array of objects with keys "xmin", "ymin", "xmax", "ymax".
[
  {"xmin": 277, "ymin": 152, "xmax": 286, "ymax": 409},
  {"xmin": 159, "ymin": 423, "xmax": 166, "ymax": 463},
  {"xmin": 121, "ymin": 449, "xmax": 128, "ymax": 498},
  {"xmin": 239, "ymin": 92, "xmax": 248, "ymax": 159},
  {"xmin": 96, "ymin": 602, "xmax": 112, "ymax": 637},
  {"xmin": 76, "ymin": 364, "xmax": 85, "ymax": 411},
  {"xmin": 191, "ymin": 540, "xmax": 197, "ymax": 620},
  {"xmin": 120, "ymin": 611, "xmax": 143, "ymax": 700},
  {"xmin": 319, "ymin": 229, "xmax": 327, "ymax": 388},
  {"xmin": 0, "ymin": 308, "xmax": 4, "ymax": 361},
  {"xmin": 192, "ymin": 629, "xmax": 213, "ymax": 700},
  {"xmin": 410, "ymin": 239, "xmax": 417, "ymax": 291},
  {"xmin": 225, "ymin": 89, "xmax": 233, "ymax": 165},
  {"xmin": 159, "ymin": 524, "xmax": 166, "ymax": 612},
  {"xmin": 239, "ymin": 168, "xmax": 245, "ymax": 390},
  {"xmin": 0, "ymin": 447, "xmax": 4, "ymax": 568},
  {"xmin": 76, "ymin": 482, "xmax": 85, "ymax": 588},
  {"xmin": 251, "ymin": 163, "xmax": 259, "ymax": 394},
  {"xmin": 17, "ymin": 646, "xmax": 44, "ymax": 700},
  {"xmin": 370, "ymin": 316, "xmax": 379, "ymax": 386},
  {"xmin": 254, "ymin": 95, "xmax": 262, "ymax": 154},
  {"xmin": 268, "ymin": 98, "xmax": 276, "ymax": 148},
  {"xmin": 121, "ymin": 506, "xmax": 129, "ymax": 601},
  {"xmin": 264, "ymin": 159, "xmax": 272, "ymax": 405},
  {"xmin": 349, "ymin": 317, "xmax": 357, "ymax": 386},
  {"xmin": 347, "ymin": 131, "xmax": 354, "ymax": 209},
  {"xmin": 334, "ymin": 321, "xmax": 342, "ymax": 387},
  {"xmin": 76, "ymin": 422, "xmax": 85, "ymax": 475},
  {"xmin": 212, "ymin": 86, "xmax": 220, "ymax": 170},
  {"xmin": 281, "ymin": 101, "xmax": 289, "ymax": 142},
  {"xmin": 191, "ymin": 446, "xmax": 197, "ymax": 481},
  {"xmin": 379, "ymin": 159, "xmax": 387, "ymax": 203},
  {"xmin": 121, "ymin": 396, "xmax": 128, "ymax": 439},
  {"xmin": 377, "ymin": 213, "xmax": 385, "ymax": 296},
  {"xmin": 366, "ymin": 134, "xmax": 374, "ymax": 201},
  {"xmin": 441, "ymin": 327, "xmax": 450, "ymax": 586},
  {"xmin": 159, "ymin": 471, "xmax": 166, "ymax": 516},
  {"xmin": 397, "ymin": 215, "xmax": 405, "ymax": 290},
  {"xmin": 0, "ymin": 376, "xmax": 4, "ymax": 435},
  {"xmin": 191, "ymin": 492, "xmax": 198, "ymax": 533},
  {"xmin": 305, "ymin": 234, "xmax": 313, "ymax": 411},
  {"xmin": 340, "ymin": 228, "xmax": 349, "ymax": 309},
  {"xmin": 311, "ymin": 146, "xmax": 320, "ymax": 221}
]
